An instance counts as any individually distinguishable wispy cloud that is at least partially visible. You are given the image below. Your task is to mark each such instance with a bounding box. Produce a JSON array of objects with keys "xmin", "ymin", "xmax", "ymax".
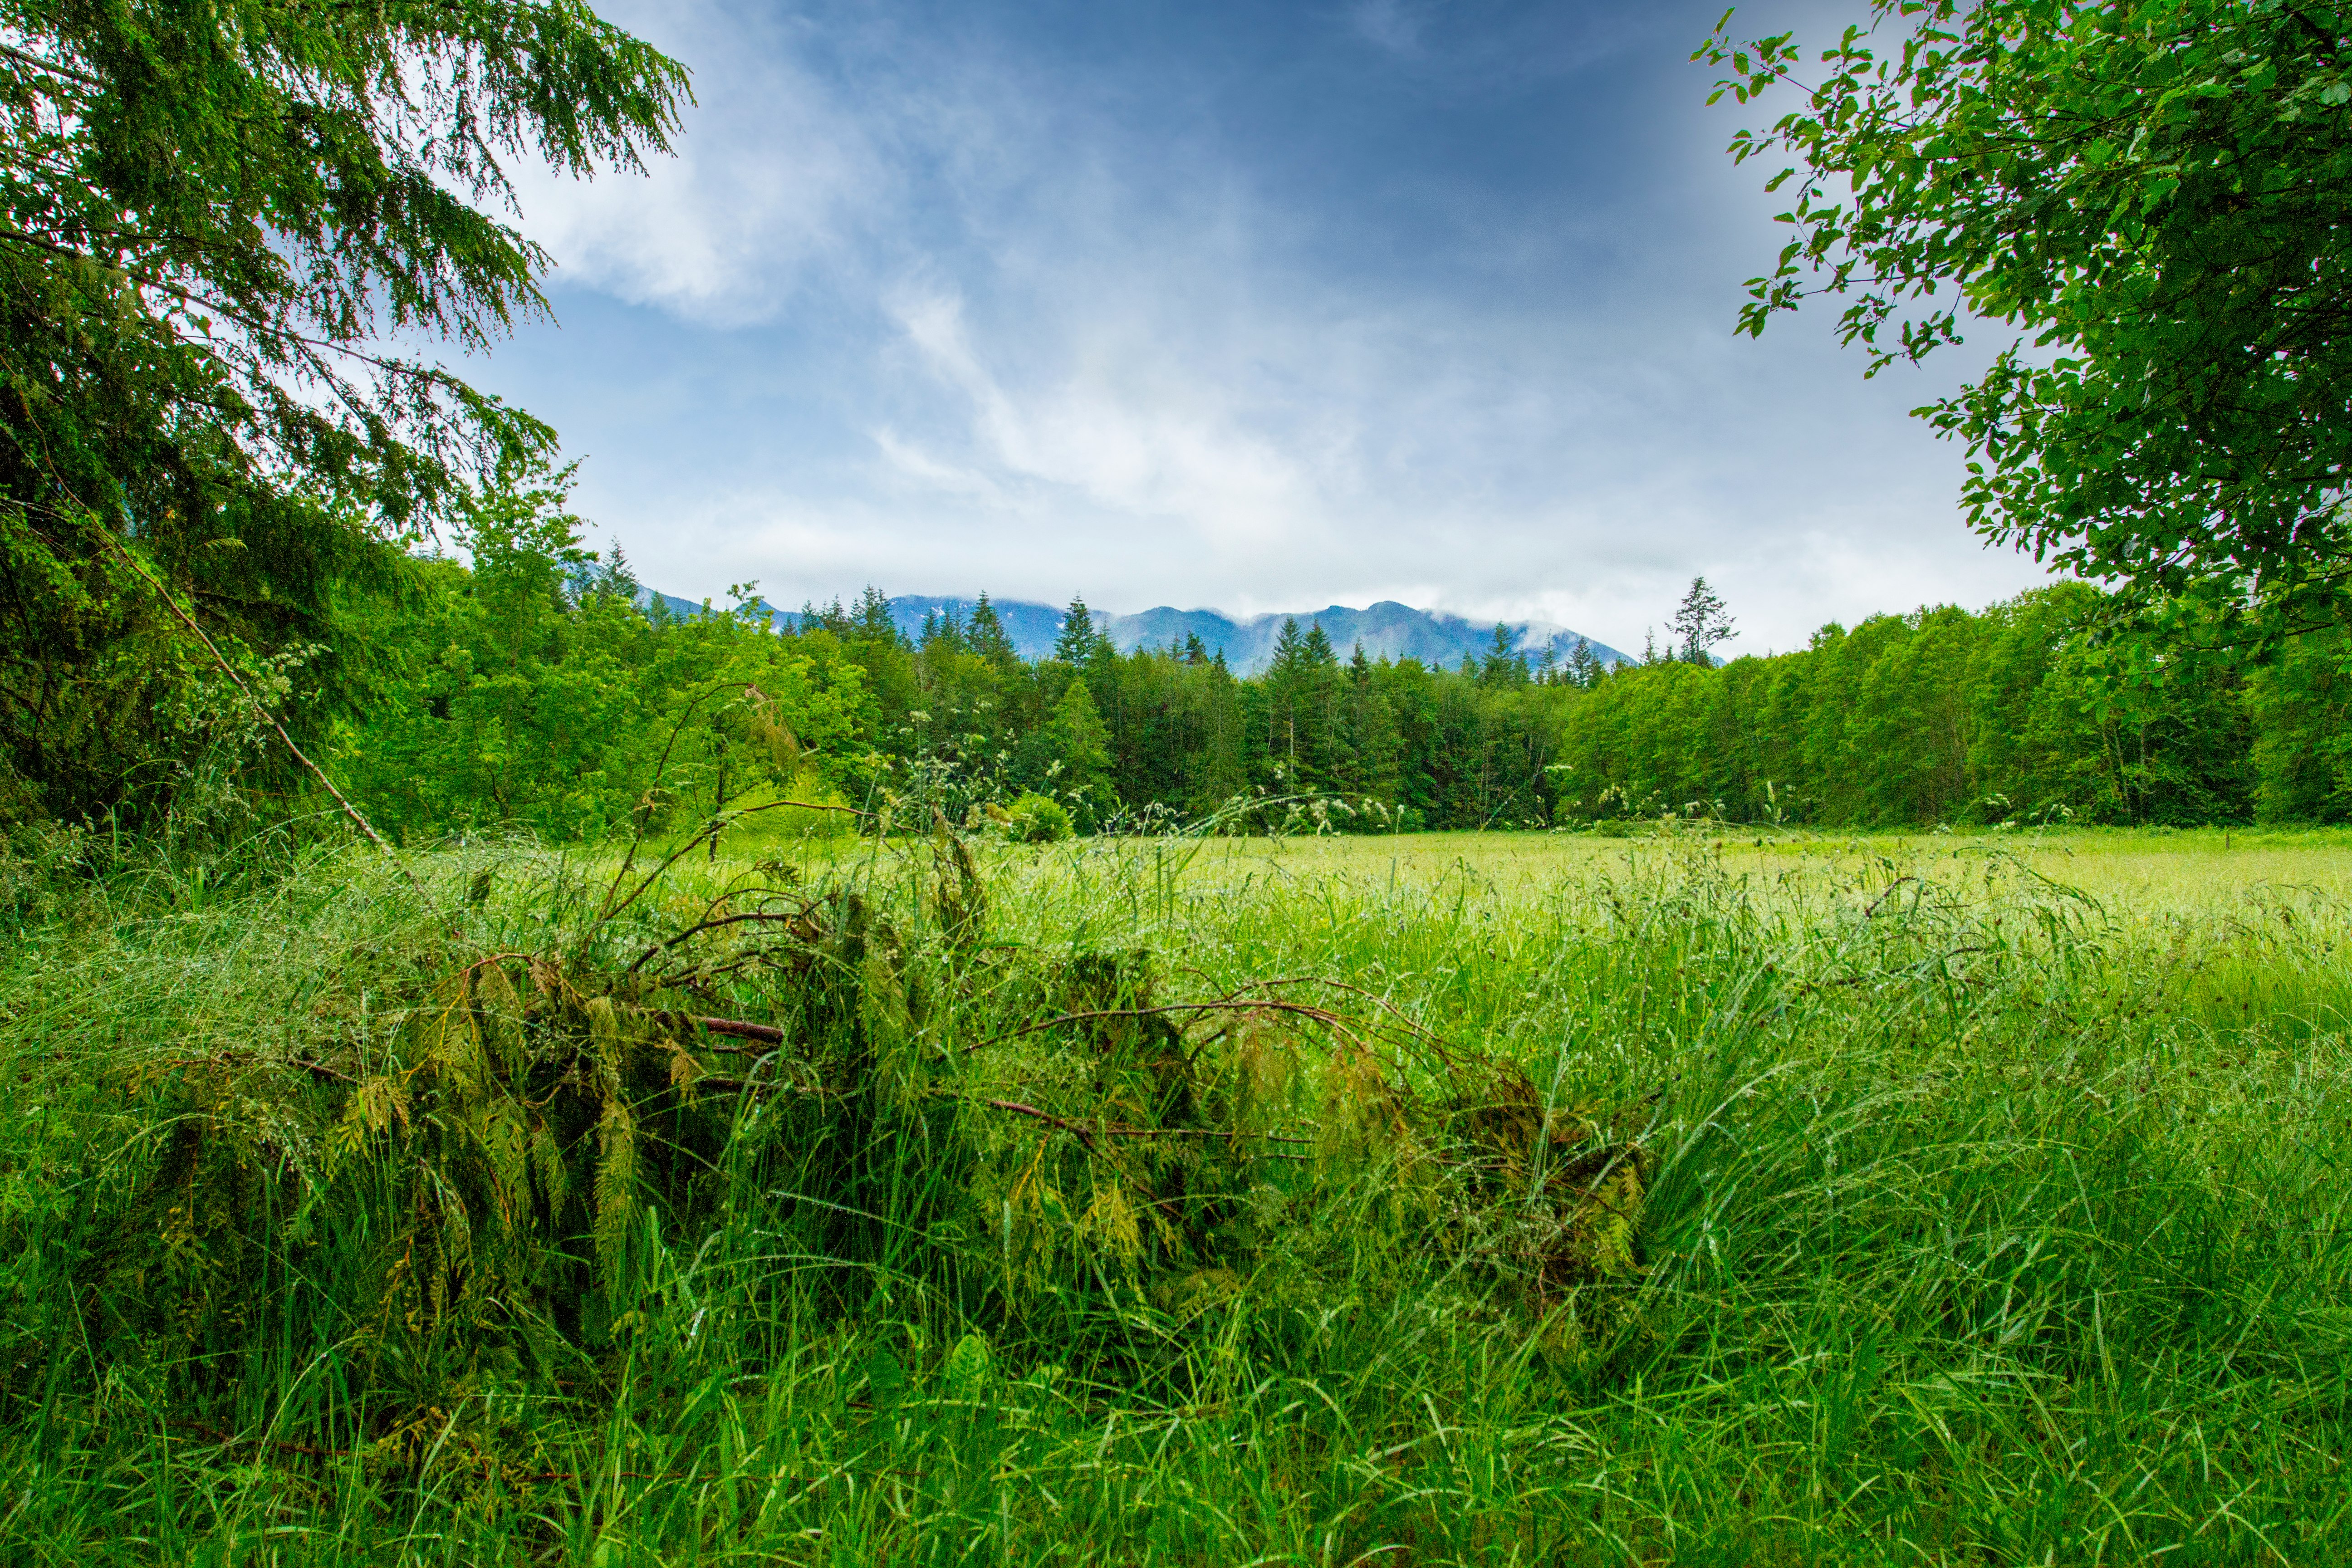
[
  {"xmin": 507, "ymin": 1, "xmax": 885, "ymax": 324},
  {"xmin": 1349, "ymin": 0, "xmax": 1431, "ymax": 57},
  {"xmin": 477, "ymin": 0, "xmax": 2054, "ymax": 656}
]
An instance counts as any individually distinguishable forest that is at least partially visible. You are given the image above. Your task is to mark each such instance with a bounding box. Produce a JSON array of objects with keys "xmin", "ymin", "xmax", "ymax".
[{"xmin": 306, "ymin": 485, "xmax": 2352, "ymax": 848}]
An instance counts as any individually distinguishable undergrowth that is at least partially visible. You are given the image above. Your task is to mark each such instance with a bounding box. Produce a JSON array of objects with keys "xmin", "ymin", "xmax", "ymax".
[{"xmin": 0, "ymin": 824, "xmax": 2347, "ymax": 1564}]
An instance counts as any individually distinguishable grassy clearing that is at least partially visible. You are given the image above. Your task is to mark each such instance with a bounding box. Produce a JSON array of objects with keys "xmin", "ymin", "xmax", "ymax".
[
  {"xmin": 1111, "ymin": 823, "xmax": 2352, "ymax": 910},
  {"xmin": 0, "ymin": 826, "xmax": 2347, "ymax": 1564}
]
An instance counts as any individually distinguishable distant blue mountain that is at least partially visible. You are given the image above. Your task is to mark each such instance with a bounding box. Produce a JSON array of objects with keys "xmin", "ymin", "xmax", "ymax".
[{"xmin": 644, "ymin": 590, "xmax": 1630, "ymax": 676}]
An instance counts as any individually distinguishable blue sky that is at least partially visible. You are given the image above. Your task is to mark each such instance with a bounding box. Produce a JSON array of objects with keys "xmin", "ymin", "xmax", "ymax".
[{"xmin": 474, "ymin": 0, "xmax": 2052, "ymax": 657}]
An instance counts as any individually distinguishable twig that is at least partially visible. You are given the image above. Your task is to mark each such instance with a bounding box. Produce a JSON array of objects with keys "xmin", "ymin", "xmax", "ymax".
[
  {"xmin": 0, "ymin": 40, "xmax": 99, "ymax": 84},
  {"xmin": 972, "ymin": 1098, "xmax": 1098, "ymax": 1151},
  {"xmin": 1863, "ymin": 876, "xmax": 1920, "ymax": 918},
  {"xmin": 686, "ymin": 1014, "xmax": 787, "ymax": 1045},
  {"xmin": 1223, "ymin": 975, "xmax": 1460, "ymax": 1063},
  {"xmin": 628, "ymin": 907, "xmax": 817, "ymax": 973}
]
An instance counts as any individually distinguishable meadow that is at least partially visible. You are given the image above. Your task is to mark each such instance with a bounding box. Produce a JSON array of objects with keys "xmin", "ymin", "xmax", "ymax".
[{"xmin": 0, "ymin": 821, "xmax": 2347, "ymax": 1565}]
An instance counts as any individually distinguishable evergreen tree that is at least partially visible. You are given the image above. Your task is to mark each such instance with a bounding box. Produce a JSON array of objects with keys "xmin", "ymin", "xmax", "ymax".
[
  {"xmin": 801, "ymin": 598, "xmax": 853, "ymax": 637},
  {"xmin": 852, "ymin": 586, "xmax": 901, "ymax": 645},
  {"xmin": 1269, "ymin": 616, "xmax": 1308, "ymax": 678},
  {"xmin": 570, "ymin": 540, "xmax": 642, "ymax": 607},
  {"xmin": 1054, "ymin": 594, "xmax": 1104, "ymax": 665},
  {"xmin": 967, "ymin": 593, "xmax": 1019, "ymax": 667},
  {"xmin": 1339, "ymin": 642, "xmax": 1399, "ymax": 803},
  {"xmin": 1480, "ymin": 623, "xmax": 1529, "ymax": 687},
  {"xmin": 1183, "ymin": 632, "xmax": 1211, "ymax": 666},
  {"xmin": 0, "ymin": 0, "xmax": 688, "ymax": 821},
  {"xmin": 919, "ymin": 602, "xmax": 966, "ymax": 654},
  {"xmin": 1303, "ymin": 622, "xmax": 1338, "ymax": 667},
  {"xmin": 1671, "ymin": 577, "xmax": 1736, "ymax": 666}
]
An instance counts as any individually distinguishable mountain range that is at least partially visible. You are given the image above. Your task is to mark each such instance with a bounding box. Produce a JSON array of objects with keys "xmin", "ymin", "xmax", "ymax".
[{"xmin": 645, "ymin": 591, "xmax": 1631, "ymax": 677}]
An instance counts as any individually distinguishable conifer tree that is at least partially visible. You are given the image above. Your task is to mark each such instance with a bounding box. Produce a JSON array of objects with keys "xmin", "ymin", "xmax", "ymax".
[
  {"xmin": 918, "ymin": 602, "xmax": 965, "ymax": 654},
  {"xmin": 967, "ymin": 593, "xmax": 1018, "ymax": 667},
  {"xmin": 1480, "ymin": 623, "xmax": 1529, "ymax": 687},
  {"xmin": 1054, "ymin": 595, "xmax": 1103, "ymax": 665},
  {"xmin": 0, "ymin": 0, "xmax": 689, "ymax": 820},
  {"xmin": 1269, "ymin": 616, "xmax": 1307, "ymax": 678},
  {"xmin": 570, "ymin": 540, "xmax": 642, "ymax": 607},
  {"xmin": 852, "ymin": 586, "xmax": 902, "ymax": 645},
  {"xmin": 1671, "ymin": 577, "xmax": 1735, "ymax": 666}
]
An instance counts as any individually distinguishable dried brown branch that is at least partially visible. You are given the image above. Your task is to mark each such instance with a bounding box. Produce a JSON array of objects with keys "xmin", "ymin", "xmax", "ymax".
[{"xmin": 685, "ymin": 1014, "xmax": 787, "ymax": 1045}]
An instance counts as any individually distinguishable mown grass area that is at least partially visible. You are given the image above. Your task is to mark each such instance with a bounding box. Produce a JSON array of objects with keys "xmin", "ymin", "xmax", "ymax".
[{"xmin": 0, "ymin": 824, "xmax": 2347, "ymax": 1564}]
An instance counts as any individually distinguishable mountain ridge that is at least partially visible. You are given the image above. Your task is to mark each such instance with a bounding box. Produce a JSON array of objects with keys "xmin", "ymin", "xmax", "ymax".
[{"xmin": 645, "ymin": 591, "xmax": 1631, "ymax": 676}]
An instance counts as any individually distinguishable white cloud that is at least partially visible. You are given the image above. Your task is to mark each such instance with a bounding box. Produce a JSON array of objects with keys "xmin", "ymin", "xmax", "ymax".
[
  {"xmin": 487, "ymin": 0, "xmax": 2058, "ymax": 657},
  {"xmin": 885, "ymin": 288, "xmax": 1325, "ymax": 545},
  {"xmin": 869, "ymin": 426, "xmax": 1004, "ymax": 502},
  {"xmin": 505, "ymin": 0, "xmax": 883, "ymax": 324},
  {"xmin": 1350, "ymin": 0, "xmax": 1430, "ymax": 57}
]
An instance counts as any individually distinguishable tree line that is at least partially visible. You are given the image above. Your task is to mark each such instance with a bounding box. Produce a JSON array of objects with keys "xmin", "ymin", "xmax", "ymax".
[{"xmin": 320, "ymin": 495, "xmax": 2352, "ymax": 840}]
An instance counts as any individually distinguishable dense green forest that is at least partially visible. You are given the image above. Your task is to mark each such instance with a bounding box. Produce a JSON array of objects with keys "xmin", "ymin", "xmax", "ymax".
[{"xmin": 310, "ymin": 483, "xmax": 2352, "ymax": 843}]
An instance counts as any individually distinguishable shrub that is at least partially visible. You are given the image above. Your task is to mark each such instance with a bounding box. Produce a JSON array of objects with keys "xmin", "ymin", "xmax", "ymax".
[{"xmin": 1006, "ymin": 792, "xmax": 1074, "ymax": 843}]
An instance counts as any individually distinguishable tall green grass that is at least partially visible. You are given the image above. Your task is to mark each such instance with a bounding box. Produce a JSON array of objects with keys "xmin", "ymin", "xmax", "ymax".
[{"xmin": 0, "ymin": 826, "xmax": 2347, "ymax": 1564}]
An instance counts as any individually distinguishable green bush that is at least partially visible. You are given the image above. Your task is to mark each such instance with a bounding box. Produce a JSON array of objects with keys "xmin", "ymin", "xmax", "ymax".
[{"xmin": 1006, "ymin": 792, "xmax": 1073, "ymax": 843}]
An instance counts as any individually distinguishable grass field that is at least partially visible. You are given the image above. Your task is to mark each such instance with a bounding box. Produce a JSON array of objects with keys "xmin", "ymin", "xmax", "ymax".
[
  {"xmin": 1065, "ymin": 822, "xmax": 2352, "ymax": 908},
  {"xmin": 1, "ymin": 822, "xmax": 2348, "ymax": 1564}
]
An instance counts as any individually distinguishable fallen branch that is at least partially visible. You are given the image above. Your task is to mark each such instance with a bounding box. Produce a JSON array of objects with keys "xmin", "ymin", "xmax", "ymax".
[
  {"xmin": 972, "ymin": 1097, "xmax": 1100, "ymax": 1152},
  {"xmin": 687, "ymin": 1014, "xmax": 787, "ymax": 1045},
  {"xmin": 628, "ymin": 906, "xmax": 819, "ymax": 974}
]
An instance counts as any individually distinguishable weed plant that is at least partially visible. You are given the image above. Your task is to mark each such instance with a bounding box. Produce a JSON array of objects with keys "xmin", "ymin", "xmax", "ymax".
[{"xmin": 0, "ymin": 824, "xmax": 2347, "ymax": 1564}]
